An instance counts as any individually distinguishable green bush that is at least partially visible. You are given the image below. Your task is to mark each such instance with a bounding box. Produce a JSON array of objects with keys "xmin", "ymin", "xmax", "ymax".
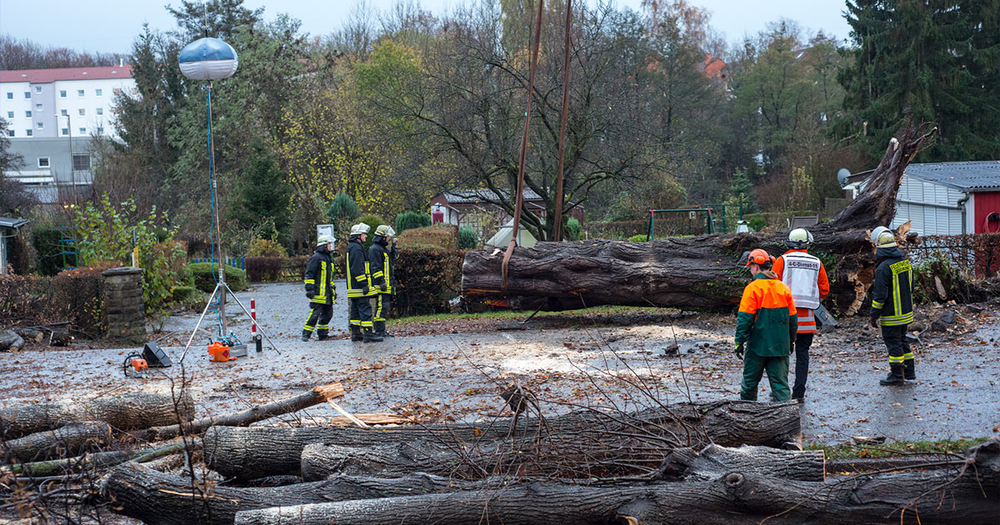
[
  {"xmin": 171, "ymin": 285, "xmax": 200, "ymax": 304},
  {"xmin": 627, "ymin": 234, "xmax": 649, "ymax": 242},
  {"xmin": 395, "ymin": 211, "xmax": 431, "ymax": 234},
  {"xmin": 247, "ymin": 238, "xmax": 288, "ymax": 258},
  {"xmin": 565, "ymin": 218, "xmax": 582, "ymax": 241},
  {"xmin": 747, "ymin": 215, "xmax": 768, "ymax": 232},
  {"xmin": 326, "ymin": 192, "xmax": 361, "ymax": 222},
  {"xmin": 188, "ymin": 262, "xmax": 248, "ymax": 293},
  {"xmin": 458, "ymin": 225, "xmax": 479, "ymax": 249}
]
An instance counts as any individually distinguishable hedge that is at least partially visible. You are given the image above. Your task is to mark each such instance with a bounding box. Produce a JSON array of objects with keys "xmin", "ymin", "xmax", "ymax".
[
  {"xmin": 188, "ymin": 262, "xmax": 248, "ymax": 293},
  {"xmin": 393, "ymin": 246, "xmax": 465, "ymax": 316},
  {"xmin": 0, "ymin": 266, "xmax": 108, "ymax": 336}
]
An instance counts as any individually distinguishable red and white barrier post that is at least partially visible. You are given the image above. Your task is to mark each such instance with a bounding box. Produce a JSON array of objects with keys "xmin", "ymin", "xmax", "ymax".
[{"xmin": 251, "ymin": 299, "xmax": 262, "ymax": 353}]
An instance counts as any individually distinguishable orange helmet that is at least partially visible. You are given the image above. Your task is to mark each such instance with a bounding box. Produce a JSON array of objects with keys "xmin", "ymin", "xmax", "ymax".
[{"xmin": 745, "ymin": 248, "xmax": 772, "ymax": 267}]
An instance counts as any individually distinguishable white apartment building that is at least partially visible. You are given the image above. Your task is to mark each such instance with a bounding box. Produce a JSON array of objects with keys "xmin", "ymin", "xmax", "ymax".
[{"xmin": 0, "ymin": 66, "xmax": 135, "ymax": 205}]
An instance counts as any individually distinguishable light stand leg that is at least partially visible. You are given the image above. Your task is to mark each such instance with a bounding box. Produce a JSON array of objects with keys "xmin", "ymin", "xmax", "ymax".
[
  {"xmin": 179, "ymin": 282, "xmax": 223, "ymax": 363},
  {"xmin": 223, "ymin": 284, "xmax": 282, "ymax": 355}
]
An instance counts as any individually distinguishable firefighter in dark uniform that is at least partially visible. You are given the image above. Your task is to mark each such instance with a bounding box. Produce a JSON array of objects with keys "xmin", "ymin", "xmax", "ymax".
[
  {"xmin": 869, "ymin": 226, "xmax": 915, "ymax": 385},
  {"xmin": 301, "ymin": 235, "xmax": 336, "ymax": 341},
  {"xmin": 346, "ymin": 223, "xmax": 383, "ymax": 343},
  {"xmin": 368, "ymin": 225, "xmax": 398, "ymax": 338}
]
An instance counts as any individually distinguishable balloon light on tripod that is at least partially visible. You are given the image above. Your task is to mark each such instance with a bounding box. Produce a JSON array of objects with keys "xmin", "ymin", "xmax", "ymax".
[{"xmin": 178, "ymin": 38, "xmax": 238, "ymax": 80}]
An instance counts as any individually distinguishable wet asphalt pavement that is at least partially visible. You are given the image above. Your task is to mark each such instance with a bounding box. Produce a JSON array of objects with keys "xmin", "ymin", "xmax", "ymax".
[{"xmin": 1, "ymin": 282, "xmax": 997, "ymax": 446}]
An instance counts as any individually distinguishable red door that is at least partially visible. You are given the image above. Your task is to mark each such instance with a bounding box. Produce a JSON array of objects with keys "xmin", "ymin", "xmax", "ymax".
[{"xmin": 973, "ymin": 192, "xmax": 1000, "ymax": 277}]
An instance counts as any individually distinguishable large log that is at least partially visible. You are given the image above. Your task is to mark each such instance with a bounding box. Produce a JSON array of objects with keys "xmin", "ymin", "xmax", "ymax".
[
  {"xmin": 236, "ymin": 439, "xmax": 1000, "ymax": 525},
  {"xmin": 0, "ymin": 392, "xmax": 195, "ymax": 440},
  {"xmin": 102, "ymin": 464, "xmax": 474, "ymax": 525},
  {"xmin": 206, "ymin": 401, "xmax": 801, "ymax": 480},
  {"xmin": 299, "ymin": 441, "xmax": 825, "ymax": 481},
  {"xmin": 1, "ymin": 421, "xmax": 112, "ymax": 462},
  {"xmin": 130, "ymin": 382, "xmax": 344, "ymax": 441},
  {"xmin": 462, "ymin": 125, "xmax": 935, "ymax": 313}
]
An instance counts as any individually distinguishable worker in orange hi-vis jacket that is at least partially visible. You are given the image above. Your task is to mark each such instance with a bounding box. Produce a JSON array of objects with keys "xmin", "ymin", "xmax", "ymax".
[{"xmin": 772, "ymin": 228, "xmax": 830, "ymax": 402}]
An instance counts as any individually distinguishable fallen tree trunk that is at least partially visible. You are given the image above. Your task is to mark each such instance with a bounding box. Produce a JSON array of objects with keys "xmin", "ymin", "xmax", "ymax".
[
  {"xmin": 236, "ymin": 439, "xmax": 999, "ymax": 525},
  {"xmin": 4, "ymin": 441, "xmax": 187, "ymax": 477},
  {"xmin": 2, "ymin": 421, "xmax": 112, "ymax": 462},
  {"xmin": 0, "ymin": 392, "xmax": 195, "ymax": 440},
  {"xmin": 299, "ymin": 441, "xmax": 825, "ymax": 482},
  {"xmin": 206, "ymin": 400, "xmax": 801, "ymax": 480},
  {"xmin": 131, "ymin": 382, "xmax": 344, "ymax": 442},
  {"xmin": 462, "ymin": 125, "xmax": 935, "ymax": 313},
  {"xmin": 102, "ymin": 464, "xmax": 474, "ymax": 525}
]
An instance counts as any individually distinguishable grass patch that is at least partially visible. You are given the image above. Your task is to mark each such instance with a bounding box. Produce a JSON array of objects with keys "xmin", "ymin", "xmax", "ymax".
[
  {"xmin": 387, "ymin": 305, "xmax": 680, "ymax": 327},
  {"xmin": 806, "ymin": 437, "xmax": 994, "ymax": 460}
]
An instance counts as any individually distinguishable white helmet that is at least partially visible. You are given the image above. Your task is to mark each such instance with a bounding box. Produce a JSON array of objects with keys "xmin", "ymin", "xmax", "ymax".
[
  {"xmin": 316, "ymin": 234, "xmax": 335, "ymax": 247},
  {"xmin": 374, "ymin": 225, "xmax": 395, "ymax": 237},
  {"xmin": 786, "ymin": 228, "xmax": 813, "ymax": 249},
  {"xmin": 350, "ymin": 223, "xmax": 371, "ymax": 236},
  {"xmin": 870, "ymin": 226, "xmax": 896, "ymax": 248}
]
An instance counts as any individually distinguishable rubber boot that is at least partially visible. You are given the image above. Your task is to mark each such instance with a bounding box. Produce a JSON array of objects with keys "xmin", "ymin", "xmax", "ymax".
[
  {"xmin": 363, "ymin": 328, "xmax": 383, "ymax": 343},
  {"xmin": 300, "ymin": 330, "xmax": 311, "ymax": 342},
  {"xmin": 317, "ymin": 330, "xmax": 329, "ymax": 341},
  {"xmin": 879, "ymin": 364, "xmax": 905, "ymax": 386},
  {"xmin": 903, "ymin": 359, "xmax": 916, "ymax": 381},
  {"xmin": 351, "ymin": 326, "xmax": 364, "ymax": 342}
]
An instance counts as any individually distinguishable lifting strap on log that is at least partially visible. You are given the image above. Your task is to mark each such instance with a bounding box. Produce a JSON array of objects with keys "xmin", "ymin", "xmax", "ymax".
[
  {"xmin": 553, "ymin": 0, "xmax": 572, "ymax": 242},
  {"xmin": 502, "ymin": 0, "xmax": 545, "ymax": 294}
]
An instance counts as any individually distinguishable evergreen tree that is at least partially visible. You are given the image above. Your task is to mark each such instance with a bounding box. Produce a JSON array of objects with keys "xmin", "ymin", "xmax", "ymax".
[
  {"xmin": 838, "ymin": 0, "xmax": 1000, "ymax": 161},
  {"xmin": 230, "ymin": 141, "xmax": 291, "ymax": 239}
]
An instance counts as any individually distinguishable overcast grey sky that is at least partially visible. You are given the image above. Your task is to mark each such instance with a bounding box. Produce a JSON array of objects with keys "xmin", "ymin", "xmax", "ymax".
[{"xmin": 0, "ymin": 0, "xmax": 853, "ymax": 56}]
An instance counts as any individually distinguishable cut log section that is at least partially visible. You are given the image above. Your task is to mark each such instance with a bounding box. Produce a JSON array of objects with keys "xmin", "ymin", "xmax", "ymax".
[
  {"xmin": 206, "ymin": 401, "xmax": 801, "ymax": 480},
  {"xmin": 102, "ymin": 464, "xmax": 474, "ymax": 525},
  {"xmin": 1, "ymin": 421, "xmax": 113, "ymax": 462},
  {"xmin": 0, "ymin": 392, "xmax": 195, "ymax": 440},
  {"xmin": 131, "ymin": 382, "xmax": 344, "ymax": 441},
  {"xmin": 236, "ymin": 439, "xmax": 999, "ymax": 525},
  {"xmin": 462, "ymin": 124, "xmax": 936, "ymax": 313}
]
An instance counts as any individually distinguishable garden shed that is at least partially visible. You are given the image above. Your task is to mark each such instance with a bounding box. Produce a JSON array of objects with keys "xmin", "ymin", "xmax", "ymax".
[
  {"xmin": 889, "ymin": 161, "xmax": 1000, "ymax": 235},
  {"xmin": 0, "ymin": 217, "xmax": 28, "ymax": 274}
]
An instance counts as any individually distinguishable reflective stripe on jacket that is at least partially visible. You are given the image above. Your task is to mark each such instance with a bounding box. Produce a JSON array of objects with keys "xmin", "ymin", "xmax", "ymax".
[
  {"xmin": 871, "ymin": 247, "xmax": 913, "ymax": 326},
  {"xmin": 346, "ymin": 238, "xmax": 371, "ymax": 298},
  {"xmin": 735, "ymin": 272, "xmax": 798, "ymax": 357},
  {"xmin": 304, "ymin": 248, "xmax": 335, "ymax": 305}
]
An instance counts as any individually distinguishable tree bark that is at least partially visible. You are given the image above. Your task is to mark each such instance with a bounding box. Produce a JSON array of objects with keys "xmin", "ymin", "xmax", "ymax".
[
  {"xmin": 0, "ymin": 392, "xmax": 195, "ymax": 440},
  {"xmin": 102, "ymin": 464, "xmax": 473, "ymax": 525},
  {"xmin": 4, "ymin": 441, "xmax": 186, "ymax": 477},
  {"xmin": 130, "ymin": 382, "xmax": 343, "ymax": 441},
  {"xmin": 206, "ymin": 400, "xmax": 801, "ymax": 480},
  {"xmin": 236, "ymin": 439, "xmax": 999, "ymax": 525},
  {"xmin": 299, "ymin": 441, "xmax": 825, "ymax": 482},
  {"xmin": 1, "ymin": 421, "xmax": 112, "ymax": 462},
  {"xmin": 462, "ymin": 125, "xmax": 936, "ymax": 313}
]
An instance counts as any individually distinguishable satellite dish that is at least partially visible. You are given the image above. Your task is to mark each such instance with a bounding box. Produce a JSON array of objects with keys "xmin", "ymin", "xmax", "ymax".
[
  {"xmin": 837, "ymin": 168, "xmax": 851, "ymax": 187},
  {"xmin": 178, "ymin": 38, "xmax": 239, "ymax": 80}
]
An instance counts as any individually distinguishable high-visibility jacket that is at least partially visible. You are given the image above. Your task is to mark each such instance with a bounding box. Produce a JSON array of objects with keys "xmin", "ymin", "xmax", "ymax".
[
  {"xmin": 773, "ymin": 249, "xmax": 830, "ymax": 334},
  {"xmin": 345, "ymin": 237, "xmax": 372, "ymax": 298},
  {"xmin": 735, "ymin": 272, "xmax": 798, "ymax": 357},
  {"xmin": 871, "ymin": 247, "xmax": 913, "ymax": 326},
  {"xmin": 303, "ymin": 246, "xmax": 335, "ymax": 305},
  {"xmin": 368, "ymin": 240, "xmax": 397, "ymax": 294}
]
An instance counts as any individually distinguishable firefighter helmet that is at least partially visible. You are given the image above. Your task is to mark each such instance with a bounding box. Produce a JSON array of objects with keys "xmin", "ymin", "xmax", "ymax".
[
  {"xmin": 350, "ymin": 223, "xmax": 371, "ymax": 236},
  {"xmin": 375, "ymin": 225, "xmax": 395, "ymax": 237},
  {"xmin": 786, "ymin": 228, "xmax": 814, "ymax": 249},
  {"xmin": 316, "ymin": 234, "xmax": 334, "ymax": 247},
  {"xmin": 870, "ymin": 226, "xmax": 896, "ymax": 248}
]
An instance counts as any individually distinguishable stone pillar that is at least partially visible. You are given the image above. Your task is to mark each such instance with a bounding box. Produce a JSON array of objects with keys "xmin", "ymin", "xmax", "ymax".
[{"xmin": 102, "ymin": 267, "xmax": 145, "ymax": 342}]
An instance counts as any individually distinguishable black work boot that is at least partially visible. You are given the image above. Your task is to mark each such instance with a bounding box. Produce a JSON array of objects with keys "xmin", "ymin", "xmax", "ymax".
[
  {"xmin": 374, "ymin": 320, "xmax": 393, "ymax": 338},
  {"xmin": 351, "ymin": 326, "xmax": 364, "ymax": 342},
  {"xmin": 317, "ymin": 330, "xmax": 330, "ymax": 341},
  {"xmin": 301, "ymin": 330, "xmax": 311, "ymax": 342},
  {"xmin": 903, "ymin": 360, "xmax": 916, "ymax": 381},
  {"xmin": 879, "ymin": 364, "xmax": 905, "ymax": 386},
  {"xmin": 363, "ymin": 328, "xmax": 383, "ymax": 343}
]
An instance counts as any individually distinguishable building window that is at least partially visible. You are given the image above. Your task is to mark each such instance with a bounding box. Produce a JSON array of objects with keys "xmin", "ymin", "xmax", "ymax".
[
  {"xmin": 61, "ymin": 128, "xmax": 69, "ymax": 136},
  {"xmin": 60, "ymin": 90, "xmax": 67, "ymax": 98},
  {"xmin": 34, "ymin": 86, "xmax": 42, "ymax": 94},
  {"xmin": 96, "ymin": 108, "xmax": 103, "ymax": 116},
  {"xmin": 73, "ymin": 154, "xmax": 90, "ymax": 171},
  {"xmin": 24, "ymin": 92, "xmax": 30, "ymax": 99},
  {"xmin": 26, "ymin": 130, "xmax": 32, "ymax": 136},
  {"xmin": 25, "ymin": 111, "xmax": 31, "ymax": 118},
  {"xmin": 38, "ymin": 157, "xmax": 50, "ymax": 168},
  {"xmin": 5, "ymin": 111, "xmax": 12, "ymax": 119},
  {"xmin": 35, "ymin": 103, "xmax": 43, "ymax": 111},
  {"xmin": 6, "ymin": 130, "xmax": 13, "ymax": 137},
  {"xmin": 78, "ymin": 127, "xmax": 86, "ymax": 135},
  {"xmin": 60, "ymin": 109, "xmax": 68, "ymax": 116},
  {"xmin": 95, "ymin": 89, "xmax": 103, "ymax": 96},
  {"xmin": 96, "ymin": 126, "xmax": 104, "ymax": 134},
  {"xmin": 5, "ymin": 92, "xmax": 12, "ymax": 99},
  {"xmin": 36, "ymin": 122, "xmax": 43, "ymax": 130},
  {"xmin": 78, "ymin": 108, "xmax": 85, "ymax": 116},
  {"xmin": 77, "ymin": 89, "xmax": 85, "ymax": 97}
]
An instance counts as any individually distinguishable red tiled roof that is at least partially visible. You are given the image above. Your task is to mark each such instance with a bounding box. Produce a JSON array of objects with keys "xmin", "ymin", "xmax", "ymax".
[
  {"xmin": 702, "ymin": 54, "xmax": 726, "ymax": 78},
  {"xmin": 0, "ymin": 66, "xmax": 133, "ymax": 83}
]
